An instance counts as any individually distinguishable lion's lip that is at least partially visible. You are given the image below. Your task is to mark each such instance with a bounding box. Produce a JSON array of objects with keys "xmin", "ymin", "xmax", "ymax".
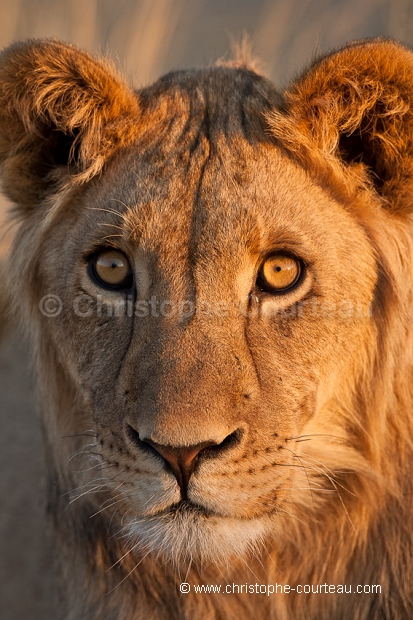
[{"xmin": 154, "ymin": 499, "xmax": 214, "ymax": 518}]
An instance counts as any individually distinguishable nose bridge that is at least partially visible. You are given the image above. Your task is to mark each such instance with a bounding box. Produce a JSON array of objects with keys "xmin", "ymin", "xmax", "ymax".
[{"xmin": 131, "ymin": 317, "xmax": 253, "ymax": 446}]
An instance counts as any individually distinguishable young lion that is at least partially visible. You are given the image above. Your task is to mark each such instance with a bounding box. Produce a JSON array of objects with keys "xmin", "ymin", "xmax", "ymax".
[{"xmin": 1, "ymin": 38, "xmax": 412, "ymax": 620}]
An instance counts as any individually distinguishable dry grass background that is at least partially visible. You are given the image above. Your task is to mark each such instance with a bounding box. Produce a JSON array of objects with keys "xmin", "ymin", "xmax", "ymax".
[{"xmin": 0, "ymin": 1, "xmax": 413, "ymax": 619}]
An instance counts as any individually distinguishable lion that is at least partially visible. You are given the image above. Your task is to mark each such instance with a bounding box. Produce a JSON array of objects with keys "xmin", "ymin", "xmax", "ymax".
[{"xmin": 0, "ymin": 37, "xmax": 412, "ymax": 620}]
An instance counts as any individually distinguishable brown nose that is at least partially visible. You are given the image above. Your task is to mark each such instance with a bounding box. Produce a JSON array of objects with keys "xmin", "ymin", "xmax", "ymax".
[{"xmin": 142, "ymin": 438, "xmax": 217, "ymax": 497}]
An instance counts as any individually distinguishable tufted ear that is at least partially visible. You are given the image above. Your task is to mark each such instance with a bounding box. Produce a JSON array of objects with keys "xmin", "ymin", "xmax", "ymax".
[
  {"xmin": 0, "ymin": 39, "xmax": 140, "ymax": 211},
  {"xmin": 269, "ymin": 39, "xmax": 413, "ymax": 213}
]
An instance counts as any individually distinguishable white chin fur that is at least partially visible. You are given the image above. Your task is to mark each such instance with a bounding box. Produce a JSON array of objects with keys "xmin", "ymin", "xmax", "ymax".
[{"xmin": 124, "ymin": 505, "xmax": 271, "ymax": 568}]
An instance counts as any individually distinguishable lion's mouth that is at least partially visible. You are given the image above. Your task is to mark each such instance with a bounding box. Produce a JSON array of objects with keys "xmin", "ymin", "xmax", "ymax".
[
  {"xmin": 154, "ymin": 499, "xmax": 214, "ymax": 518},
  {"xmin": 124, "ymin": 495, "xmax": 273, "ymax": 566}
]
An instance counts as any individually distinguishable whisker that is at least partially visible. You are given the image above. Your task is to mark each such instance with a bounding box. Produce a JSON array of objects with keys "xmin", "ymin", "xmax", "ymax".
[
  {"xmin": 98, "ymin": 222, "xmax": 125, "ymax": 231},
  {"xmin": 65, "ymin": 485, "xmax": 109, "ymax": 511},
  {"xmin": 62, "ymin": 477, "xmax": 111, "ymax": 497},
  {"xmin": 106, "ymin": 549, "xmax": 153, "ymax": 594},
  {"xmin": 291, "ymin": 453, "xmax": 357, "ymax": 532},
  {"xmin": 106, "ymin": 538, "xmax": 142, "ymax": 571},
  {"xmin": 296, "ymin": 453, "xmax": 356, "ymax": 497},
  {"xmin": 90, "ymin": 497, "xmax": 126, "ymax": 519},
  {"xmin": 87, "ymin": 206, "xmax": 124, "ymax": 218},
  {"xmin": 110, "ymin": 198, "xmax": 132, "ymax": 210},
  {"xmin": 275, "ymin": 505, "xmax": 307, "ymax": 526},
  {"xmin": 60, "ymin": 431, "xmax": 97, "ymax": 439},
  {"xmin": 107, "ymin": 509, "xmax": 119, "ymax": 533}
]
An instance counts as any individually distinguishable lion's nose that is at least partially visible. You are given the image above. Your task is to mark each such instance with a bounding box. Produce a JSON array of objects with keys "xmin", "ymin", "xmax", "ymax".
[
  {"xmin": 128, "ymin": 427, "xmax": 242, "ymax": 498},
  {"xmin": 143, "ymin": 439, "xmax": 216, "ymax": 497}
]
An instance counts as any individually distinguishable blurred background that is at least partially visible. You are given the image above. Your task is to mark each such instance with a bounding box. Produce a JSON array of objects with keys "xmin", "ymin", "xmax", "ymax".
[{"xmin": 1, "ymin": 1, "xmax": 412, "ymax": 618}]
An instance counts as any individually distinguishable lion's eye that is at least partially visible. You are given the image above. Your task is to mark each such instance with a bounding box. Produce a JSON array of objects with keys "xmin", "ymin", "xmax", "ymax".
[
  {"xmin": 257, "ymin": 254, "xmax": 302, "ymax": 293},
  {"xmin": 90, "ymin": 249, "xmax": 133, "ymax": 290}
]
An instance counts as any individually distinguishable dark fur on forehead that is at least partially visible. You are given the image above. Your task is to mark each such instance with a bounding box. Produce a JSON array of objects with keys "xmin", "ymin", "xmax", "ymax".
[{"xmin": 137, "ymin": 65, "xmax": 281, "ymax": 142}]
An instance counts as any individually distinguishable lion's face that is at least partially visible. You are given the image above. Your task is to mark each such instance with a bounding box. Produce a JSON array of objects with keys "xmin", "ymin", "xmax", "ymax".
[
  {"xmin": 2, "ymin": 41, "xmax": 413, "ymax": 601},
  {"xmin": 28, "ymin": 71, "xmax": 377, "ymax": 564}
]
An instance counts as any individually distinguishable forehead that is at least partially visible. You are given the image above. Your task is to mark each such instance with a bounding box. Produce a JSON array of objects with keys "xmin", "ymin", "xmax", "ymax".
[
  {"xmin": 80, "ymin": 66, "xmax": 365, "ymax": 267},
  {"xmin": 120, "ymin": 65, "xmax": 282, "ymax": 233}
]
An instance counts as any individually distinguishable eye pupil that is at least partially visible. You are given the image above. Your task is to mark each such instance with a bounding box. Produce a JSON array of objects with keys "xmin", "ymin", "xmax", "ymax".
[
  {"xmin": 257, "ymin": 254, "xmax": 302, "ymax": 294},
  {"xmin": 89, "ymin": 249, "xmax": 133, "ymax": 290}
]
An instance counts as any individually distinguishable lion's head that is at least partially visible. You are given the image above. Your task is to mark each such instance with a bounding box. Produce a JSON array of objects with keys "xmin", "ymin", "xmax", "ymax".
[{"xmin": 1, "ymin": 39, "xmax": 413, "ymax": 619}]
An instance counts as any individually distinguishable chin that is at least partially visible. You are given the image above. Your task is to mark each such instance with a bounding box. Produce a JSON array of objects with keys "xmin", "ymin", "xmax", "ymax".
[{"xmin": 123, "ymin": 502, "xmax": 271, "ymax": 568}]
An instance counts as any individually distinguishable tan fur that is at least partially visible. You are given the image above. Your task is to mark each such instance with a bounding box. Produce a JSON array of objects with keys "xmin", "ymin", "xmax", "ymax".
[{"xmin": 1, "ymin": 38, "xmax": 413, "ymax": 619}]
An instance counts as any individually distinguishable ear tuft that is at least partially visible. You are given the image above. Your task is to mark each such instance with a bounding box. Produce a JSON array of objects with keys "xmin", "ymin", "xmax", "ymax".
[
  {"xmin": 0, "ymin": 39, "xmax": 140, "ymax": 209},
  {"xmin": 269, "ymin": 40, "xmax": 413, "ymax": 212}
]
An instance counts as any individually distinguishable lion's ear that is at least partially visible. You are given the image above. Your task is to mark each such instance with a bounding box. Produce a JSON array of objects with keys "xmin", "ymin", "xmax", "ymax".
[
  {"xmin": 0, "ymin": 40, "xmax": 140, "ymax": 211},
  {"xmin": 270, "ymin": 40, "xmax": 413, "ymax": 212}
]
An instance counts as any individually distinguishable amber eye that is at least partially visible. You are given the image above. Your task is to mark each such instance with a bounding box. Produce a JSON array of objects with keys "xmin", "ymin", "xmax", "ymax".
[
  {"xmin": 257, "ymin": 254, "xmax": 302, "ymax": 293},
  {"xmin": 90, "ymin": 249, "xmax": 133, "ymax": 290}
]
